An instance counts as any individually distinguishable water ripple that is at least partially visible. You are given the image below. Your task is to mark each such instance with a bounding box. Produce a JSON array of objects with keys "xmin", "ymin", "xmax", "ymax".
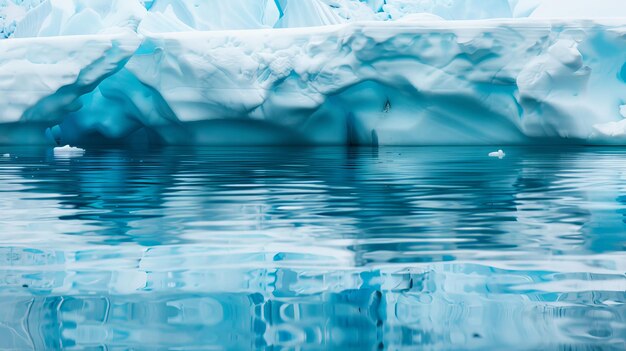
[{"xmin": 0, "ymin": 146, "xmax": 624, "ymax": 350}]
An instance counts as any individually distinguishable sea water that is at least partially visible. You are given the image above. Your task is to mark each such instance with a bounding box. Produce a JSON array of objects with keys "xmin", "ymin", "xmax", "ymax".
[{"xmin": 0, "ymin": 146, "xmax": 624, "ymax": 350}]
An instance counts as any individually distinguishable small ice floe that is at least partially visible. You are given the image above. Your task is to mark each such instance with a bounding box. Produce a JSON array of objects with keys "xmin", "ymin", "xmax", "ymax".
[
  {"xmin": 54, "ymin": 145, "xmax": 85, "ymax": 158},
  {"xmin": 2, "ymin": 154, "xmax": 10, "ymax": 158},
  {"xmin": 488, "ymin": 149, "xmax": 506, "ymax": 159}
]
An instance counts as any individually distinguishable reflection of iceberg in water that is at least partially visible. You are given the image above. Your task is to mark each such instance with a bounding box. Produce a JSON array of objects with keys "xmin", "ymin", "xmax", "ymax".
[
  {"xmin": 0, "ymin": 147, "xmax": 624, "ymax": 348},
  {"xmin": 1, "ymin": 269, "xmax": 625, "ymax": 349}
]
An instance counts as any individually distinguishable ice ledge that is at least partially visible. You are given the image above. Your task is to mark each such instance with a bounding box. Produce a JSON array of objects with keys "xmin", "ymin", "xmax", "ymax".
[
  {"xmin": 0, "ymin": 18, "xmax": 625, "ymax": 146},
  {"xmin": 138, "ymin": 17, "xmax": 626, "ymax": 36}
]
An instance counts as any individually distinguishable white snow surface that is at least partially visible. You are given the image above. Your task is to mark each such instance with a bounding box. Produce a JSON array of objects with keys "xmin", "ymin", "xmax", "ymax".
[{"xmin": 0, "ymin": 0, "xmax": 625, "ymax": 145}]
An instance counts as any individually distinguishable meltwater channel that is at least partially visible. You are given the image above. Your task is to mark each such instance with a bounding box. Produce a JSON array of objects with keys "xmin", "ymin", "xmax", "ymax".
[{"xmin": 0, "ymin": 146, "xmax": 624, "ymax": 350}]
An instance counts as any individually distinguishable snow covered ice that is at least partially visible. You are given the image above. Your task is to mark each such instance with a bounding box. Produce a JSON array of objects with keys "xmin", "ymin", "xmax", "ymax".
[{"xmin": 1, "ymin": 0, "xmax": 626, "ymax": 145}]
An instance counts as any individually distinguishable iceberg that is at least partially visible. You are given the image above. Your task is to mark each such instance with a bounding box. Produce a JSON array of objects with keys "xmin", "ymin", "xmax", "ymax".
[{"xmin": 0, "ymin": 0, "xmax": 625, "ymax": 145}]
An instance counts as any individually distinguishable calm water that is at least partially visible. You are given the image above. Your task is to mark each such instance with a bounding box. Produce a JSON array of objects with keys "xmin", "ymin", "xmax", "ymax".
[{"xmin": 0, "ymin": 146, "xmax": 624, "ymax": 350}]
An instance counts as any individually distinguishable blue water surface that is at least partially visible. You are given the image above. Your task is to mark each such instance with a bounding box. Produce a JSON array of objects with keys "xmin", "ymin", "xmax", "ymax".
[{"xmin": 0, "ymin": 146, "xmax": 624, "ymax": 350}]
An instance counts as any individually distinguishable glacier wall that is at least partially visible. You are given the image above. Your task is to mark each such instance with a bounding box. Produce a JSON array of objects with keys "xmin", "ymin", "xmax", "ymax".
[{"xmin": 1, "ymin": 0, "xmax": 626, "ymax": 145}]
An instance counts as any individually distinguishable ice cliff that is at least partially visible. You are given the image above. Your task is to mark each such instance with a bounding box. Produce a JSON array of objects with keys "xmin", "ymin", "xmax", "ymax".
[{"xmin": 1, "ymin": 0, "xmax": 626, "ymax": 145}]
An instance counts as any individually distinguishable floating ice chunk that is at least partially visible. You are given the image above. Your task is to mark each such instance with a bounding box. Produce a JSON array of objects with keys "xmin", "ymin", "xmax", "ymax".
[
  {"xmin": 489, "ymin": 150, "xmax": 506, "ymax": 159},
  {"xmin": 53, "ymin": 145, "xmax": 85, "ymax": 157},
  {"xmin": 2, "ymin": 153, "xmax": 10, "ymax": 158}
]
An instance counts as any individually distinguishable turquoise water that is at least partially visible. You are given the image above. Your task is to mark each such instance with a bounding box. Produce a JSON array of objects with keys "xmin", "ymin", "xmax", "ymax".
[{"xmin": 0, "ymin": 146, "xmax": 624, "ymax": 350}]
